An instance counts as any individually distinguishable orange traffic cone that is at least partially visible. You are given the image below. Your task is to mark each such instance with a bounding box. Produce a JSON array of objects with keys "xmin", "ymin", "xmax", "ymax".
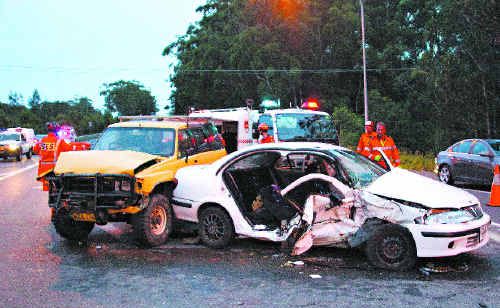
[{"xmin": 487, "ymin": 165, "xmax": 500, "ymax": 207}]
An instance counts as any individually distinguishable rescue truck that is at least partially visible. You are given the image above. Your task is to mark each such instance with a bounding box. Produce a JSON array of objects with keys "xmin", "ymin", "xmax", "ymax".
[
  {"xmin": 0, "ymin": 127, "xmax": 35, "ymax": 161},
  {"xmin": 190, "ymin": 99, "xmax": 339, "ymax": 153}
]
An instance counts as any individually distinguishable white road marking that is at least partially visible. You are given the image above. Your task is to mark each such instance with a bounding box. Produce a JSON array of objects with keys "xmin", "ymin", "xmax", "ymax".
[
  {"xmin": 491, "ymin": 222, "xmax": 500, "ymax": 228},
  {"xmin": 0, "ymin": 163, "xmax": 37, "ymax": 182}
]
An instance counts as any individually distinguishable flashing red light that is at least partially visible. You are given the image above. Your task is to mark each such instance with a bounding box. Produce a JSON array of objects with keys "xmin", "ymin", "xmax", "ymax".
[{"xmin": 301, "ymin": 100, "xmax": 320, "ymax": 111}]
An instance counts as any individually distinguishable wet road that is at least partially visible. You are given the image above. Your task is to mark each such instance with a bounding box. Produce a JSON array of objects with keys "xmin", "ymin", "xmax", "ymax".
[{"xmin": 1, "ymin": 158, "xmax": 499, "ymax": 307}]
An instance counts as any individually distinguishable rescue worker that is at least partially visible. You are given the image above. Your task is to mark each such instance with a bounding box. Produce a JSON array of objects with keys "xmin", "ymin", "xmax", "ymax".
[
  {"xmin": 356, "ymin": 120, "xmax": 376, "ymax": 158},
  {"xmin": 368, "ymin": 122, "xmax": 400, "ymax": 168},
  {"xmin": 258, "ymin": 123, "xmax": 274, "ymax": 144},
  {"xmin": 35, "ymin": 122, "xmax": 73, "ymax": 191}
]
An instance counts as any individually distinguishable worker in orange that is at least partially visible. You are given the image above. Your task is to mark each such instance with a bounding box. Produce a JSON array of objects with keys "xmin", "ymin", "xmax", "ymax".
[
  {"xmin": 356, "ymin": 120, "xmax": 376, "ymax": 158},
  {"xmin": 258, "ymin": 123, "xmax": 274, "ymax": 144},
  {"xmin": 35, "ymin": 122, "xmax": 73, "ymax": 191},
  {"xmin": 368, "ymin": 122, "xmax": 400, "ymax": 168}
]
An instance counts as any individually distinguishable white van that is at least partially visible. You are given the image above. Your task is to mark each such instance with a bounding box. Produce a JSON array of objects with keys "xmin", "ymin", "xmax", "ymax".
[{"xmin": 0, "ymin": 127, "xmax": 36, "ymax": 161}]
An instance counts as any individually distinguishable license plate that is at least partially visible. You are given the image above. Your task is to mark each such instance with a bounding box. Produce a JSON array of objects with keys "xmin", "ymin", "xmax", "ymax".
[{"xmin": 72, "ymin": 212, "xmax": 96, "ymax": 222}]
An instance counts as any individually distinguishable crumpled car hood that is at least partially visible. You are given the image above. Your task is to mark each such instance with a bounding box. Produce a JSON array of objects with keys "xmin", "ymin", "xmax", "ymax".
[
  {"xmin": 365, "ymin": 168, "xmax": 478, "ymax": 209},
  {"xmin": 54, "ymin": 150, "xmax": 159, "ymax": 176}
]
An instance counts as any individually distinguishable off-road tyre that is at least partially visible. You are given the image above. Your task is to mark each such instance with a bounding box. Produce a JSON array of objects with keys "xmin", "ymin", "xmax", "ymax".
[
  {"xmin": 132, "ymin": 194, "xmax": 173, "ymax": 247},
  {"xmin": 199, "ymin": 206, "xmax": 234, "ymax": 249},
  {"xmin": 26, "ymin": 149, "xmax": 32, "ymax": 159},
  {"xmin": 365, "ymin": 224, "xmax": 417, "ymax": 271},
  {"xmin": 438, "ymin": 164, "xmax": 454, "ymax": 185},
  {"xmin": 16, "ymin": 150, "xmax": 22, "ymax": 161},
  {"xmin": 53, "ymin": 208, "xmax": 95, "ymax": 241}
]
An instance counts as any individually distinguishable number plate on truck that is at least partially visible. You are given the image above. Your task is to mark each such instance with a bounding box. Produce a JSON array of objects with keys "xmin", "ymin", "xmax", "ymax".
[{"xmin": 71, "ymin": 212, "xmax": 96, "ymax": 222}]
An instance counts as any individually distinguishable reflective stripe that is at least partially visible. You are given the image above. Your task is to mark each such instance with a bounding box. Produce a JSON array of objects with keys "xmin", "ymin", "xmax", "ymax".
[
  {"xmin": 363, "ymin": 147, "xmax": 371, "ymax": 151},
  {"xmin": 40, "ymin": 161, "xmax": 56, "ymax": 164}
]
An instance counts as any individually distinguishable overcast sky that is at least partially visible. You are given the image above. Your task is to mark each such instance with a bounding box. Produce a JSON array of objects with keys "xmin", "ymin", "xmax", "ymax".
[{"xmin": 0, "ymin": 0, "xmax": 206, "ymax": 113}]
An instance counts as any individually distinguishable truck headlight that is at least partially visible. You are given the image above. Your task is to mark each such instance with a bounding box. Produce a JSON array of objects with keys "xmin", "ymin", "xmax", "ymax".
[{"xmin": 8, "ymin": 144, "xmax": 19, "ymax": 151}]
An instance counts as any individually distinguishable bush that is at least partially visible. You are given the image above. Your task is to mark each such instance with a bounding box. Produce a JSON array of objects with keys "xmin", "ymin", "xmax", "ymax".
[{"xmin": 399, "ymin": 152, "xmax": 435, "ymax": 172}]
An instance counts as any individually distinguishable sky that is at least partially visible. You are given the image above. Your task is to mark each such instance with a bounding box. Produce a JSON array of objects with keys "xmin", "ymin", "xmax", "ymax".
[{"xmin": 0, "ymin": 0, "xmax": 206, "ymax": 113}]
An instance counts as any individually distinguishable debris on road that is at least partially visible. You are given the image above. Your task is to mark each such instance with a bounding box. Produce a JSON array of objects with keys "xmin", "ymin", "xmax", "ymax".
[
  {"xmin": 309, "ymin": 274, "xmax": 322, "ymax": 279},
  {"xmin": 419, "ymin": 261, "xmax": 470, "ymax": 273}
]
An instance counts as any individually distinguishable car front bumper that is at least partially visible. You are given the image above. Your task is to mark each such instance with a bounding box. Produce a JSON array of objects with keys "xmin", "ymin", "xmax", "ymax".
[{"xmin": 405, "ymin": 214, "xmax": 491, "ymax": 257}]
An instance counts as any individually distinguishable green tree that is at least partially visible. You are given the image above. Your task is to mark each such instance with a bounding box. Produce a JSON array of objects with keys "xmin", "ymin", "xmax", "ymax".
[
  {"xmin": 28, "ymin": 89, "xmax": 41, "ymax": 109},
  {"xmin": 8, "ymin": 91, "xmax": 23, "ymax": 106},
  {"xmin": 100, "ymin": 80, "xmax": 158, "ymax": 116}
]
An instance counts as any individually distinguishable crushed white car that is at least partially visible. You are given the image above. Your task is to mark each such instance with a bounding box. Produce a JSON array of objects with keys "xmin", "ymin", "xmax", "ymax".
[{"xmin": 172, "ymin": 143, "xmax": 491, "ymax": 270}]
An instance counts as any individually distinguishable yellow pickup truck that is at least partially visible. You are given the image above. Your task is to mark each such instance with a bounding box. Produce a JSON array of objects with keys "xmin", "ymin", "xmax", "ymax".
[{"xmin": 46, "ymin": 116, "xmax": 226, "ymax": 246}]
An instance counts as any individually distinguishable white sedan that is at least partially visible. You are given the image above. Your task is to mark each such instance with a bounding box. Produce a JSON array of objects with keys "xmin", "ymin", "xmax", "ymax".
[{"xmin": 172, "ymin": 143, "xmax": 490, "ymax": 270}]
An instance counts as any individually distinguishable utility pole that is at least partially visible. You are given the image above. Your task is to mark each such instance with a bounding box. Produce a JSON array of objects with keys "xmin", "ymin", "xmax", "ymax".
[{"xmin": 360, "ymin": 0, "xmax": 368, "ymax": 122}]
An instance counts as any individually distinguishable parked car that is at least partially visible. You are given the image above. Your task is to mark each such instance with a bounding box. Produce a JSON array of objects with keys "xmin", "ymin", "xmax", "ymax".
[
  {"xmin": 172, "ymin": 142, "xmax": 490, "ymax": 270},
  {"xmin": 435, "ymin": 139, "xmax": 500, "ymax": 185},
  {"xmin": 46, "ymin": 116, "xmax": 227, "ymax": 247}
]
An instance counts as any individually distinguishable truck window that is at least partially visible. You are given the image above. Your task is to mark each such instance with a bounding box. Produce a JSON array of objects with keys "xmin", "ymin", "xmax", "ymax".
[{"xmin": 258, "ymin": 115, "xmax": 274, "ymax": 137}]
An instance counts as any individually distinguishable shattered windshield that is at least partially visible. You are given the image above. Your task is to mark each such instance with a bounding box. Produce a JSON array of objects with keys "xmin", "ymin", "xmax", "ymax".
[
  {"xmin": 330, "ymin": 149, "xmax": 386, "ymax": 188},
  {"xmin": 94, "ymin": 127, "xmax": 175, "ymax": 157},
  {"xmin": 0, "ymin": 134, "xmax": 20, "ymax": 141},
  {"xmin": 276, "ymin": 113, "xmax": 338, "ymax": 142}
]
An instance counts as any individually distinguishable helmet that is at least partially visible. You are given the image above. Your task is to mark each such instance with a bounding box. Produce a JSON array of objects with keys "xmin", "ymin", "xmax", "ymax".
[
  {"xmin": 376, "ymin": 122, "xmax": 386, "ymax": 135},
  {"xmin": 46, "ymin": 122, "xmax": 58, "ymax": 132},
  {"xmin": 365, "ymin": 120, "xmax": 374, "ymax": 133},
  {"xmin": 258, "ymin": 123, "xmax": 269, "ymax": 132}
]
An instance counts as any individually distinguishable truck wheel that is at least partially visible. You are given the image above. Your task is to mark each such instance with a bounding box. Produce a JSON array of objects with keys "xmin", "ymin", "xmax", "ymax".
[
  {"xmin": 365, "ymin": 224, "xmax": 416, "ymax": 271},
  {"xmin": 16, "ymin": 150, "xmax": 22, "ymax": 161},
  {"xmin": 26, "ymin": 149, "xmax": 32, "ymax": 159},
  {"xmin": 199, "ymin": 206, "xmax": 234, "ymax": 249},
  {"xmin": 53, "ymin": 209, "xmax": 94, "ymax": 241},
  {"xmin": 132, "ymin": 194, "xmax": 173, "ymax": 247}
]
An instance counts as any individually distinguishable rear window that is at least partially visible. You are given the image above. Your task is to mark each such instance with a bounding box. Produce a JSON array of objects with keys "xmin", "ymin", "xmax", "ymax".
[{"xmin": 486, "ymin": 140, "xmax": 500, "ymax": 155}]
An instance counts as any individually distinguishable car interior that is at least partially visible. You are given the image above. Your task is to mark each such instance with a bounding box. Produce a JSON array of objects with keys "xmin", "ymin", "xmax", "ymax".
[{"xmin": 222, "ymin": 150, "xmax": 346, "ymax": 227}]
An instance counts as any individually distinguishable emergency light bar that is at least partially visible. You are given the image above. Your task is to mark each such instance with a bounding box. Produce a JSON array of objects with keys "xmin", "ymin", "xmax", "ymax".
[{"xmin": 301, "ymin": 100, "xmax": 320, "ymax": 111}]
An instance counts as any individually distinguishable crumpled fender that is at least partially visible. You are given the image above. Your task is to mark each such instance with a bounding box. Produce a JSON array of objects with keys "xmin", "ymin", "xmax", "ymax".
[{"xmin": 136, "ymin": 170, "xmax": 176, "ymax": 195}]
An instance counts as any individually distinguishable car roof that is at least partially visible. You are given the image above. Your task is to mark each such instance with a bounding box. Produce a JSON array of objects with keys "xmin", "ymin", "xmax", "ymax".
[
  {"xmin": 262, "ymin": 108, "xmax": 329, "ymax": 116},
  {"xmin": 211, "ymin": 142, "xmax": 346, "ymax": 170}
]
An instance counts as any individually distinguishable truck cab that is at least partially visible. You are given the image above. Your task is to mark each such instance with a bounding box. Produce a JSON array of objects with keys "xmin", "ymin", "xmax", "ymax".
[
  {"xmin": 0, "ymin": 127, "xmax": 35, "ymax": 161},
  {"xmin": 46, "ymin": 116, "xmax": 227, "ymax": 247}
]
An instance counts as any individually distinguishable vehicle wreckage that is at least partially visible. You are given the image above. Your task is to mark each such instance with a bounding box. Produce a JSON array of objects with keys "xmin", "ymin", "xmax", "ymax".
[{"xmin": 172, "ymin": 142, "xmax": 491, "ymax": 270}]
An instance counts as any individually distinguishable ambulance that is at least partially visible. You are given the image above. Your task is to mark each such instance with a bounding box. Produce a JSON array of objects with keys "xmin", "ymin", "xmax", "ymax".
[{"xmin": 190, "ymin": 99, "xmax": 339, "ymax": 153}]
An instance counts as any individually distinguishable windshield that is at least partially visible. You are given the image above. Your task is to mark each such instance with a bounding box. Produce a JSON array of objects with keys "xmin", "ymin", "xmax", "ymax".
[
  {"xmin": 487, "ymin": 140, "xmax": 500, "ymax": 155},
  {"xmin": 276, "ymin": 113, "xmax": 337, "ymax": 142},
  {"xmin": 0, "ymin": 134, "xmax": 20, "ymax": 142},
  {"xmin": 330, "ymin": 149, "xmax": 387, "ymax": 188},
  {"xmin": 94, "ymin": 127, "xmax": 175, "ymax": 157}
]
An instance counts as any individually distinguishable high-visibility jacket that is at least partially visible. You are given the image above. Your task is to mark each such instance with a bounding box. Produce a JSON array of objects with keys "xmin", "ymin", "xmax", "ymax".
[
  {"xmin": 356, "ymin": 132, "xmax": 376, "ymax": 158},
  {"xmin": 368, "ymin": 135, "xmax": 400, "ymax": 167},
  {"xmin": 35, "ymin": 132, "xmax": 73, "ymax": 179},
  {"xmin": 259, "ymin": 134, "xmax": 274, "ymax": 144}
]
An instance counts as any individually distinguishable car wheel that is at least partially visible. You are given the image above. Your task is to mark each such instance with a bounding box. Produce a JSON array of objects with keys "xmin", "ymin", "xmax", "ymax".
[
  {"xmin": 53, "ymin": 208, "xmax": 95, "ymax": 241},
  {"xmin": 199, "ymin": 207, "xmax": 234, "ymax": 249},
  {"xmin": 132, "ymin": 194, "xmax": 173, "ymax": 247},
  {"xmin": 438, "ymin": 164, "xmax": 454, "ymax": 184},
  {"xmin": 365, "ymin": 224, "xmax": 416, "ymax": 271},
  {"xmin": 16, "ymin": 150, "xmax": 22, "ymax": 161},
  {"xmin": 26, "ymin": 149, "xmax": 32, "ymax": 159}
]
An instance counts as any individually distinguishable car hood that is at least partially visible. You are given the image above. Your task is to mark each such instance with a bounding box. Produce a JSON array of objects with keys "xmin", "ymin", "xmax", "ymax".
[
  {"xmin": 54, "ymin": 150, "xmax": 160, "ymax": 176},
  {"xmin": 365, "ymin": 168, "xmax": 478, "ymax": 209}
]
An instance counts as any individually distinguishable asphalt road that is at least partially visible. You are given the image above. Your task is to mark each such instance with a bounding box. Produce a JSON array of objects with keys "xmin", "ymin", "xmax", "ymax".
[{"xmin": 1, "ymin": 158, "xmax": 499, "ymax": 307}]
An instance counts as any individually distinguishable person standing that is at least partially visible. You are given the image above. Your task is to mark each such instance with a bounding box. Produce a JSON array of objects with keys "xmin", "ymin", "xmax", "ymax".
[
  {"xmin": 35, "ymin": 122, "xmax": 73, "ymax": 190},
  {"xmin": 356, "ymin": 120, "xmax": 376, "ymax": 159},
  {"xmin": 368, "ymin": 122, "xmax": 400, "ymax": 168},
  {"xmin": 258, "ymin": 123, "xmax": 274, "ymax": 144}
]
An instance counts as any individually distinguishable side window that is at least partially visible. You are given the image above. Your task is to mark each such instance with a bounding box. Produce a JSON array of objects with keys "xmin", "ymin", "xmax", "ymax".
[
  {"xmin": 457, "ymin": 141, "xmax": 472, "ymax": 153},
  {"xmin": 258, "ymin": 115, "xmax": 274, "ymax": 137},
  {"xmin": 191, "ymin": 128, "xmax": 207, "ymax": 153},
  {"xmin": 21, "ymin": 134, "xmax": 26, "ymax": 142},
  {"xmin": 471, "ymin": 142, "xmax": 490, "ymax": 155},
  {"xmin": 177, "ymin": 129, "xmax": 195, "ymax": 158}
]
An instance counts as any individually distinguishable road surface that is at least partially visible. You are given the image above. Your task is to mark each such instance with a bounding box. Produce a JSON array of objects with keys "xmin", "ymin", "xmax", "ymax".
[{"xmin": 1, "ymin": 158, "xmax": 499, "ymax": 307}]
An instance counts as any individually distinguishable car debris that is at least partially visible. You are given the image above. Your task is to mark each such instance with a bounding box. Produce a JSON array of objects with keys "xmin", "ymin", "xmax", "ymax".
[{"xmin": 309, "ymin": 274, "xmax": 322, "ymax": 279}]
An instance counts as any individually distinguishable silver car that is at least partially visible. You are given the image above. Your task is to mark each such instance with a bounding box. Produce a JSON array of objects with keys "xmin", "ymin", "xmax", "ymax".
[{"xmin": 435, "ymin": 139, "xmax": 500, "ymax": 185}]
